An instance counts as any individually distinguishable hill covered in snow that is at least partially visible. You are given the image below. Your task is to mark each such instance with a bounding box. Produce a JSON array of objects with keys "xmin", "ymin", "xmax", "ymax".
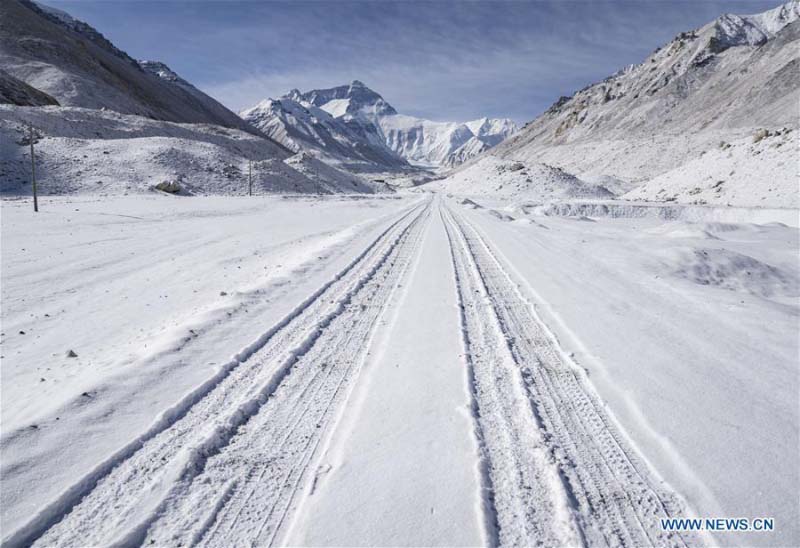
[
  {"xmin": 0, "ymin": 0, "xmax": 259, "ymax": 133},
  {"xmin": 485, "ymin": 1, "xmax": 799, "ymax": 207},
  {"xmin": 0, "ymin": 105, "xmax": 387, "ymax": 196},
  {"xmin": 428, "ymin": 156, "xmax": 613, "ymax": 201},
  {"xmin": 241, "ymin": 81, "xmax": 517, "ymax": 172},
  {"xmin": 240, "ymin": 83, "xmax": 410, "ymax": 174}
]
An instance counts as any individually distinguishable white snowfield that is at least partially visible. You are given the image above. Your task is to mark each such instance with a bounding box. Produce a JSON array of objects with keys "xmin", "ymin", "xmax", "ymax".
[{"xmin": 1, "ymin": 191, "xmax": 797, "ymax": 547}]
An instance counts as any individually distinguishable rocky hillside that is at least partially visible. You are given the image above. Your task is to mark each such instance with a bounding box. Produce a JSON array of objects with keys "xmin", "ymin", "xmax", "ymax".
[
  {"xmin": 0, "ymin": 0, "xmax": 259, "ymax": 133},
  {"xmin": 0, "ymin": 68, "xmax": 59, "ymax": 106},
  {"xmin": 487, "ymin": 1, "xmax": 798, "ymax": 206}
]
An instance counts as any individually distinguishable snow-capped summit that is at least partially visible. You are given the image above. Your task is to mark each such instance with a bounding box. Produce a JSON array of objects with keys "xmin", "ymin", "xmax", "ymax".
[
  {"xmin": 378, "ymin": 114, "xmax": 517, "ymax": 168},
  {"xmin": 241, "ymin": 81, "xmax": 516, "ymax": 172},
  {"xmin": 710, "ymin": 0, "xmax": 799, "ymax": 50},
  {"xmin": 239, "ymin": 90, "xmax": 408, "ymax": 173},
  {"xmin": 293, "ymin": 80, "xmax": 398, "ymax": 118}
]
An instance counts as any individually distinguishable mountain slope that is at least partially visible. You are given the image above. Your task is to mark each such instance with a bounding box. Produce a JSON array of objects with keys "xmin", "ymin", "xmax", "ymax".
[
  {"xmin": 0, "ymin": 0, "xmax": 258, "ymax": 133},
  {"xmin": 487, "ymin": 1, "xmax": 799, "ymax": 205},
  {"xmin": 0, "ymin": 105, "xmax": 387, "ymax": 195},
  {"xmin": 0, "ymin": 68, "xmax": 59, "ymax": 106},
  {"xmin": 0, "ymin": 1, "xmax": 381, "ymax": 197},
  {"xmin": 241, "ymin": 81, "xmax": 516, "ymax": 171}
]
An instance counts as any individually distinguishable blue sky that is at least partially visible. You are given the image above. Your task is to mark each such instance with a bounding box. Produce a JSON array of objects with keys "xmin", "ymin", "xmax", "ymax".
[{"xmin": 45, "ymin": 0, "xmax": 779, "ymax": 123}]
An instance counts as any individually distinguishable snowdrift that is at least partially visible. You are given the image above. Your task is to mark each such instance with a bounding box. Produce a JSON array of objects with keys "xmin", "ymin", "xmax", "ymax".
[
  {"xmin": 429, "ymin": 156, "xmax": 613, "ymax": 200},
  {"xmin": 623, "ymin": 129, "xmax": 798, "ymax": 208}
]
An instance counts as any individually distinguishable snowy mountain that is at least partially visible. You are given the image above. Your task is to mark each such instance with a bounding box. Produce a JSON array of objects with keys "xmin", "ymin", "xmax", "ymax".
[
  {"xmin": 0, "ymin": 1, "xmax": 386, "ymax": 197},
  {"xmin": 0, "ymin": 0, "xmax": 258, "ymax": 133},
  {"xmin": 378, "ymin": 114, "xmax": 517, "ymax": 168},
  {"xmin": 241, "ymin": 81, "xmax": 517, "ymax": 171},
  {"xmin": 0, "ymin": 105, "xmax": 387, "ymax": 195},
  {"xmin": 487, "ymin": 0, "xmax": 799, "ymax": 206},
  {"xmin": 240, "ymin": 88, "xmax": 409, "ymax": 173}
]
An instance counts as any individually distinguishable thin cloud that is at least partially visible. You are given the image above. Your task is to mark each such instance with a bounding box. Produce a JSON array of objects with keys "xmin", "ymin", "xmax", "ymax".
[{"xmin": 47, "ymin": 0, "xmax": 780, "ymax": 123}]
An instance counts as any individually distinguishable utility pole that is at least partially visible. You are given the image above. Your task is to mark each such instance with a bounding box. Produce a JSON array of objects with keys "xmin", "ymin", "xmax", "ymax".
[
  {"xmin": 248, "ymin": 160, "xmax": 253, "ymax": 196},
  {"xmin": 30, "ymin": 123, "xmax": 38, "ymax": 212}
]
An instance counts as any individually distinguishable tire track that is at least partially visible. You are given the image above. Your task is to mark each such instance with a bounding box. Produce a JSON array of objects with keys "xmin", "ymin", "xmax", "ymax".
[
  {"xmin": 12, "ymin": 198, "xmax": 430, "ymax": 548},
  {"xmin": 441, "ymin": 204, "xmax": 580, "ymax": 548},
  {"xmin": 442, "ymin": 201, "xmax": 698, "ymax": 547},
  {"xmin": 142, "ymin": 200, "xmax": 431, "ymax": 547}
]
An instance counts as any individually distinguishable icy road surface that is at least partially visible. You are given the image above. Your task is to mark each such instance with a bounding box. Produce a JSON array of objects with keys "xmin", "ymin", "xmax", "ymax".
[{"xmin": 1, "ymin": 194, "xmax": 797, "ymax": 547}]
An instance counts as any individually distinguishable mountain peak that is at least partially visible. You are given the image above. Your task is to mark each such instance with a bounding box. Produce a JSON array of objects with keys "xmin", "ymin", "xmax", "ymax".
[
  {"xmin": 711, "ymin": 0, "xmax": 799, "ymax": 49},
  {"xmin": 282, "ymin": 81, "xmax": 397, "ymax": 117}
]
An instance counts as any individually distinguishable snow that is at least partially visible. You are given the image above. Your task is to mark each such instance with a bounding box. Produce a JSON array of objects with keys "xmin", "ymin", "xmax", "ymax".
[
  {"xmin": 670, "ymin": 246, "xmax": 798, "ymax": 301},
  {"xmin": 749, "ymin": 0, "xmax": 800, "ymax": 35},
  {"xmin": 286, "ymin": 207, "xmax": 485, "ymax": 546},
  {"xmin": 2, "ymin": 0, "xmax": 798, "ymax": 545},
  {"xmin": 714, "ymin": 0, "xmax": 800, "ymax": 47},
  {"xmin": 32, "ymin": 1, "xmax": 75, "ymax": 24},
  {"xmin": 428, "ymin": 155, "xmax": 613, "ymax": 200},
  {"xmin": 455, "ymin": 197, "xmax": 799, "ymax": 546},
  {"xmin": 318, "ymin": 98, "xmax": 351, "ymax": 118},
  {"xmin": 1, "ymin": 192, "xmax": 797, "ymax": 546},
  {"xmin": 533, "ymin": 200, "xmax": 800, "ymax": 227},
  {"xmin": 283, "ymin": 152, "xmax": 388, "ymax": 194},
  {"xmin": 0, "ymin": 69, "xmax": 59, "ymax": 107},
  {"xmin": 240, "ymin": 95, "xmax": 410, "ymax": 173},
  {"xmin": 623, "ymin": 129, "xmax": 798, "ymax": 207},
  {"xmin": 0, "ymin": 193, "xmax": 420, "ymax": 538}
]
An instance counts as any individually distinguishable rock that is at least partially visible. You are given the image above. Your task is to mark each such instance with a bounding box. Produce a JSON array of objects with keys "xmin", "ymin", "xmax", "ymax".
[
  {"xmin": 66, "ymin": 349, "xmax": 78, "ymax": 358},
  {"xmin": 219, "ymin": 291, "xmax": 228, "ymax": 296},
  {"xmin": 154, "ymin": 180, "xmax": 182, "ymax": 193},
  {"xmin": 752, "ymin": 128, "xmax": 770, "ymax": 143}
]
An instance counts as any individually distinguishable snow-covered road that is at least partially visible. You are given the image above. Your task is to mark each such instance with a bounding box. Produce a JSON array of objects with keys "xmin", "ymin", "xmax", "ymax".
[{"xmin": 1, "ymin": 194, "xmax": 797, "ymax": 547}]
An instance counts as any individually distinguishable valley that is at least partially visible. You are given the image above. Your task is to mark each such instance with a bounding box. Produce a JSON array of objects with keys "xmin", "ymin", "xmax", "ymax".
[{"xmin": 1, "ymin": 0, "xmax": 798, "ymax": 546}]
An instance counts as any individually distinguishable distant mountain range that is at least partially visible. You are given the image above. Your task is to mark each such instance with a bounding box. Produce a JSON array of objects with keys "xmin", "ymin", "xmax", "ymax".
[{"xmin": 240, "ymin": 81, "xmax": 517, "ymax": 172}]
